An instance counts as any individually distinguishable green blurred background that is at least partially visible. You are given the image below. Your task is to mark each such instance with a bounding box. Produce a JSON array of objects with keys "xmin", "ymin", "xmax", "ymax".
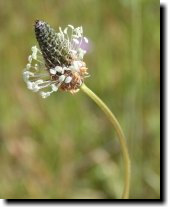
[{"xmin": 0, "ymin": 0, "xmax": 160, "ymax": 199}]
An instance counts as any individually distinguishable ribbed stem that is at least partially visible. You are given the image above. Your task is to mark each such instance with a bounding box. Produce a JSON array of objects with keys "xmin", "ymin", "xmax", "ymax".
[{"xmin": 80, "ymin": 83, "xmax": 131, "ymax": 199}]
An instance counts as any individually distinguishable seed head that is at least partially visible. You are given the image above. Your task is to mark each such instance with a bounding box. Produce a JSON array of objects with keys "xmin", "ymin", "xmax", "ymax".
[{"xmin": 23, "ymin": 20, "xmax": 89, "ymax": 98}]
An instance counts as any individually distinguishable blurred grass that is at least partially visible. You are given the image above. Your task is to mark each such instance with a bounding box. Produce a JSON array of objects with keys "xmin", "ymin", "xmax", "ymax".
[{"xmin": 0, "ymin": 0, "xmax": 160, "ymax": 199}]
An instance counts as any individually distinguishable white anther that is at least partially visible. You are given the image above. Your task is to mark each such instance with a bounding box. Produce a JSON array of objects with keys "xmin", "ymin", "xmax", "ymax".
[
  {"xmin": 73, "ymin": 39, "xmax": 79, "ymax": 44},
  {"xmin": 64, "ymin": 27, "xmax": 68, "ymax": 34},
  {"xmin": 26, "ymin": 64, "xmax": 31, "ymax": 69},
  {"xmin": 28, "ymin": 55, "xmax": 32, "ymax": 63},
  {"xmin": 84, "ymin": 37, "xmax": 88, "ymax": 43},
  {"xmin": 65, "ymin": 76, "xmax": 72, "ymax": 84},
  {"xmin": 50, "ymin": 68, "xmax": 57, "ymax": 75},
  {"xmin": 34, "ymin": 64, "xmax": 38, "ymax": 70},
  {"xmin": 55, "ymin": 66, "xmax": 64, "ymax": 74},
  {"xmin": 59, "ymin": 75, "xmax": 65, "ymax": 82},
  {"xmin": 32, "ymin": 85, "xmax": 40, "ymax": 92},
  {"xmin": 32, "ymin": 54, "xmax": 37, "ymax": 60},
  {"xmin": 27, "ymin": 81, "xmax": 34, "ymax": 90},
  {"xmin": 31, "ymin": 46, "xmax": 37, "ymax": 53},
  {"xmin": 75, "ymin": 26, "xmax": 83, "ymax": 36},
  {"xmin": 72, "ymin": 61, "xmax": 82, "ymax": 71},
  {"xmin": 23, "ymin": 71, "xmax": 34, "ymax": 81},
  {"xmin": 31, "ymin": 46, "xmax": 38, "ymax": 59}
]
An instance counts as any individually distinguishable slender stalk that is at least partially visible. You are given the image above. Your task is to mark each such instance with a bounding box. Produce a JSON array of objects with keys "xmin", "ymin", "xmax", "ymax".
[{"xmin": 80, "ymin": 83, "xmax": 131, "ymax": 199}]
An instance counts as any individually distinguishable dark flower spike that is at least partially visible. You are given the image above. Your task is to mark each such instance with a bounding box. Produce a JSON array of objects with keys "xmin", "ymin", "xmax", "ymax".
[{"xmin": 23, "ymin": 20, "xmax": 89, "ymax": 98}]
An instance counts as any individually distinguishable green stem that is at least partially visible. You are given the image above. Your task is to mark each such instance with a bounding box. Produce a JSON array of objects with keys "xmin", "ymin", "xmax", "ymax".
[{"xmin": 80, "ymin": 83, "xmax": 131, "ymax": 199}]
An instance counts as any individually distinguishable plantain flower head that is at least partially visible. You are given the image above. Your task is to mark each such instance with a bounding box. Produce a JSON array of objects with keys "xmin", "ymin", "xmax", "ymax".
[{"xmin": 23, "ymin": 20, "xmax": 89, "ymax": 98}]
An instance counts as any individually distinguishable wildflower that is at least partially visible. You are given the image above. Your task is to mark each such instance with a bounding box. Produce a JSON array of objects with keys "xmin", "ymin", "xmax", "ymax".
[
  {"xmin": 22, "ymin": 21, "xmax": 131, "ymax": 200},
  {"xmin": 23, "ymin": 20, "xmax": 89, "ymax": 98}
]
